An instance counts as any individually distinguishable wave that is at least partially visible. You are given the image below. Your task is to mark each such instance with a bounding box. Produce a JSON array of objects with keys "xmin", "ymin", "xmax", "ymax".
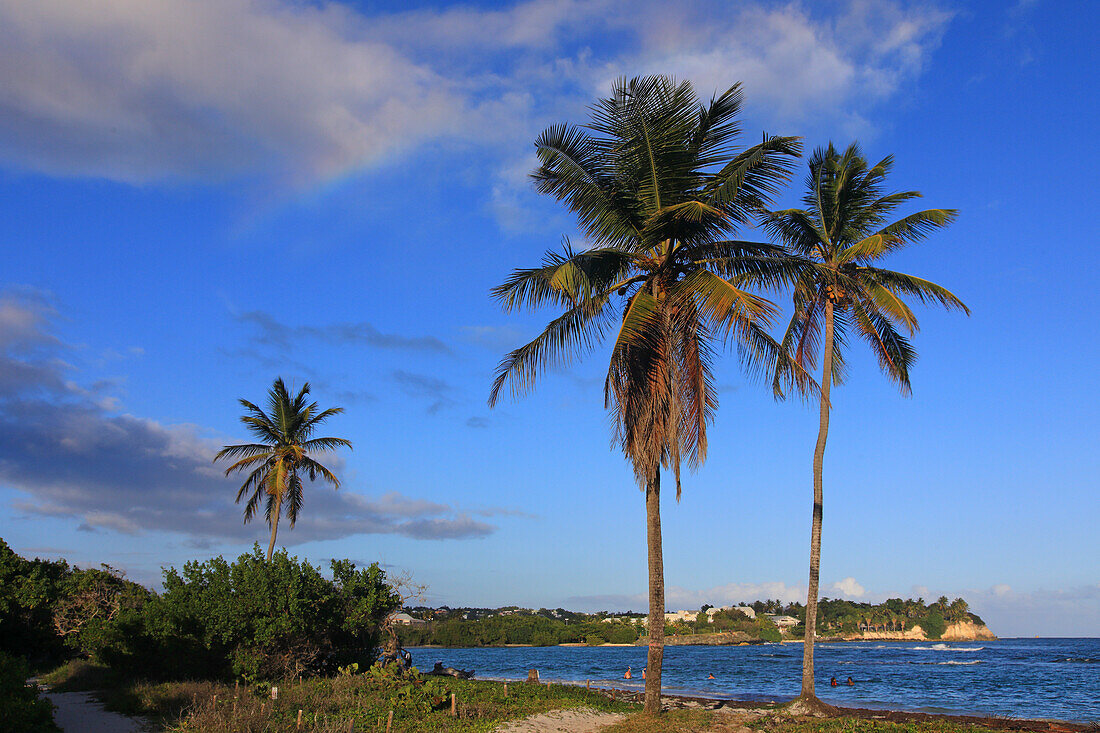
[
  {"xmin": 911, "ymin": 644, "xmax": 984, "ymax": 652},
  {"xmin": 1054, "ymin": 658, "xmax": 1098, "ymax": 664}
]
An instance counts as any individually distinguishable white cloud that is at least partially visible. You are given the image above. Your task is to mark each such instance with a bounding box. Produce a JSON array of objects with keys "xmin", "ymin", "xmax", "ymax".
[
  {"xmin": 830, "ymin": 576, "xmax": 866, "ymax": 598},
  {"xmin": 0, "ymin": 0, "xmax": 954, "ymax": 194}
]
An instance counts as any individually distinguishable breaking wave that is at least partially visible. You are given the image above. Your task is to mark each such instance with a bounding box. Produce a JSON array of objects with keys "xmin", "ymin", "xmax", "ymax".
[{"xmin": 912, "ymin": 644, "xmax": 984, "ymax": 651}]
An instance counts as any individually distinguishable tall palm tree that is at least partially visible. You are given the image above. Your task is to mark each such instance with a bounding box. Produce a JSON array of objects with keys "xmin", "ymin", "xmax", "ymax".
[
  {"xmin": 215, "ymin": 377, "xmax": 352, "ymax": 560},
  {"xmin": 489, "ymin": 75, "xmax": 802, "ymax": 714},
  {"xmin": 767, "ymin": 142, "xmax": 969, "ymax": 708}
]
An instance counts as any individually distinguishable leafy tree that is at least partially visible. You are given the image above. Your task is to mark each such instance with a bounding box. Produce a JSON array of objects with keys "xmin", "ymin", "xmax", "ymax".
[
  {"xmin": 921, "ymin": 610, "xmax": 947, "ymax": 639},
  {"xmin": 489, "ymin": 75, "xmax": 800, "ymax": 714},
  {"xmin": 216, "ymin": 378, "xmax": 352, "ymax": 560},
  {"xmin": 114, "ymin": 547, "xmax": 398, "ymax": 680},
  {"xmin": 767, "ymin": 142, "xmax": 969, "ymax": 706},
  {"xmin": 0, "ymin": 652, "xmax": 57, "ymax": 732}
]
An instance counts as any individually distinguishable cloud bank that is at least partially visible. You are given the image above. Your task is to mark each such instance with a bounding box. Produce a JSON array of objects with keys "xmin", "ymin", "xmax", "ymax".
[
  {"xmin": 0, "ymin": 290, "xmax": 495, "ymax": 543},
  {"xmin": 0, "ymin": 0, "xmax": 954, "ymax": 188}
]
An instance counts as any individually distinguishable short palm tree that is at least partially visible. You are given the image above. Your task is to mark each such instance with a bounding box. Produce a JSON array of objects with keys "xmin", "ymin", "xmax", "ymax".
[
  {"xmin": 489, "ymin": 75, "xmax": 802, "ymax": 714},
  {"xmin": 215, "ymin": 378, "xmax": 352, "ymax": 560},
  {"xmin": 766, "ymin": 143, "xmax": 969, "ymax": 707}
]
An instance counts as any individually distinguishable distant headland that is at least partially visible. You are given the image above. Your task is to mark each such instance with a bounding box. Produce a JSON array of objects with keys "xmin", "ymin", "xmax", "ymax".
[{"xmin": 396, "ymin": 597, "xmax": 994, "ymax": 648}]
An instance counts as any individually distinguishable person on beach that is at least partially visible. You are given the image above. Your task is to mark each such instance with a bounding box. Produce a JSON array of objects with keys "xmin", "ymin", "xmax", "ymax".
[
  {"xmin": 830, "ymin": 677, "xmax": 839, "ymax": 687},
  {"xmin": 846, "ymin": 676, "xmax": 855, "ymax": 686},
  {"xmin": 624, "ymin": 667, "xmax": 632, "ymax": 679}
]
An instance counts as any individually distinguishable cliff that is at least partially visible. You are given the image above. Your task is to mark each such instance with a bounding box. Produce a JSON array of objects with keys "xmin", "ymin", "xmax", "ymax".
[{"xmin": 843, "ymin": 621, "xmax": 996, "ymax": 642}]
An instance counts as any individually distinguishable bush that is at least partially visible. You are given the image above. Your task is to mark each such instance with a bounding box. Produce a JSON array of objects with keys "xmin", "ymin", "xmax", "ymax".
[
  {"xmin": 919, "ymin": 611, "xmax": 946, "ymax": 640},
  {"xmin": 0, "ymin": 652, "xmax": 58, "ymax": 732},
  {"xmin": 104, "ymin": 546, "xmax": 399, "ymax": 681}
]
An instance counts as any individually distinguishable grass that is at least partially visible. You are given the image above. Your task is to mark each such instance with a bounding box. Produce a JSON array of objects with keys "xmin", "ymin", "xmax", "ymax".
[
  {"xmin": 748, "ymin": 717, "xmax": 1004, "ymax": 733},
  {"xmin": 40, "ymin": 663, "xmax": 639, "ymax": 732}
]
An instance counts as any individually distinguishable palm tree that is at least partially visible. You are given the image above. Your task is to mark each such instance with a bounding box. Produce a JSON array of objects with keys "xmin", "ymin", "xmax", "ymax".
[
  {"xmin": 767, "ymin": 142, "xmax": 969, "ymax": 707},
  {"xmin": 489, "ymin": 75, "xmax": 801, "ymax": 714},
  {"xmin": 215, "ymin": 377, "xmax": 352, "ymax": 560}
]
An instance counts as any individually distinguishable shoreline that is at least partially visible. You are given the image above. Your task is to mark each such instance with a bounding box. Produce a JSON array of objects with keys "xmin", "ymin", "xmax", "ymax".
[{"xmin": 470, "ymin": 676, "xmax": 1089, "ymax": 730}]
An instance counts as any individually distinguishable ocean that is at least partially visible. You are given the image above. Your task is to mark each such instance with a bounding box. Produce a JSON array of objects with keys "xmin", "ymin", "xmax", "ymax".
[{"xmin": 409, "ymin": 638, "xmax": 1100, "ymax": 723}]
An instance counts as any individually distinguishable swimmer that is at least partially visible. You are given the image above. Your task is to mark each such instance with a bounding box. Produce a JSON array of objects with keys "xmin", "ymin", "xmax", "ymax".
[
  {"xmin": 624, "ymin": 667, "xmax": 632, "ymax": 679},
  {"xmin": 706, "ymin": 673, "xmax": 715, "ymax": 680},
  {"xmin": 641, "ymin": 668, "xmax": 646, "ymax": 680},
  {"xmin": 830, "ymin": 677, "xmax": 838, "ymax": 687},
  {"xmin": 846, "ymin": 676, "xmax": 854, "ymax": 686}
]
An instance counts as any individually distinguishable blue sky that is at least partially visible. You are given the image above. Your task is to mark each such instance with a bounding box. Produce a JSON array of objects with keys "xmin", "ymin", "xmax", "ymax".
[{"xmin": 0, "ymin": 0, "xmax": 1096, "ymax": 637}]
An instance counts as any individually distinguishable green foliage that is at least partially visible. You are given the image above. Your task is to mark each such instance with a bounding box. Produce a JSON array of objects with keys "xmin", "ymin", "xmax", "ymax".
[
  {"xmin": 0, "ymin": 539, "xmax": 149, "ymax": 667},
  {"xmin": 0, "ymin": 539, "xmax": 68, "ymax": 664},
  {"xmin": 755, "ymin": 617, "xmax": 782, "ymax": 643},
  {"xmin": 0, "ymin": 651, "xmax": 58, "ymax": 732},
  {"xmin": 919, "ymin": 611, "xmax": 946, "ymax": 640},
  {"xmin": 109, "ymin": 546, "xmax": 400, "ymax": 680},
  {"xmin": 146, "ymin": 673, "xmax": 636, "ymax": 732},
  {"xmin": 397, "ymin": 611, "xmax": 641, "ymax": 647}
]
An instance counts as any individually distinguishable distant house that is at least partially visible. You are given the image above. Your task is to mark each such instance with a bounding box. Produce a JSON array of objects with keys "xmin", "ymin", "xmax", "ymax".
[
  {"xmin": 765, "ymin": 614, "xmax": 799, "ymax": 629},
  {"xmin": 392, "ymin": 612, "xmax": 426, "ymax": 626},
  {"xmin": 663, "ymin": 610, "xmax": 698, "ymax": 623},
  {"xmin": 705, "ymin": 605, "xmax": 756, "ymax": 620}
]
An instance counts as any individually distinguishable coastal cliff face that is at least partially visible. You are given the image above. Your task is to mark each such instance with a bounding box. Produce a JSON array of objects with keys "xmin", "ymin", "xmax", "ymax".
[
  {"xmin": 940, "ymin": 621, "xmax": 997, "ymax": 641},
  {"xmin": 845, "ymin": 621, "xmax": 996, "ymax": 642}
]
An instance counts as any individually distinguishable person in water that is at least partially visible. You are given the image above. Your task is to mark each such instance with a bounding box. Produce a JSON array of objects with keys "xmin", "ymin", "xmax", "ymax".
[
  {"xmin": 624, "ymin": 667, "xmax": 632, "ymax": 679},
  {"xmin": 830, "ymin": 677, "xmax": 839, "ymax": 687},
  {"xmin": 641, "ymin": 668, "xmax": 646, "ymax": 680},
  {"xmin": 846, "ymin": 676, "xmax": 855, "ymax": 686},
  {"xmin": 706, "ymin": 673, "xmax": 715, "ymax": 680}
]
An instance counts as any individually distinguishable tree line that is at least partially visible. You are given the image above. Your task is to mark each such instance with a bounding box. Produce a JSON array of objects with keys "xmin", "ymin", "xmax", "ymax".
[{"xmin": 0, "ymin": 539, "xmax": 397, "ymax": 682}]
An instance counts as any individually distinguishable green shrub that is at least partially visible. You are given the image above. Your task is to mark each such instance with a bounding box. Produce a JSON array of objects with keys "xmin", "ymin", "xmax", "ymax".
[
  {"xmin": 0, "ymin": 652, "xmax": 58, "ymax": 732},
  {"xmin": 919, "ymin": 611, "xmax": 946, "ymax": 640},
  {"xmin": 104, "ymin": 546, "xmax": 399, "ymax": 681}
]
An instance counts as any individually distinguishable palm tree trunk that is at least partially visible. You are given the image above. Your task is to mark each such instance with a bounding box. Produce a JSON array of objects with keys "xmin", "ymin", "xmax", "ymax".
[
  {"xmin": 801, "ymin": 299, "xmax": 834, "ymax": 700},
  {"xmin": 266, "ymin": 497, "xmax": 282, "ymax": 561},
  {"xmin": 644, "ymin": 469, "xmax": 664, "ymax": 715}
]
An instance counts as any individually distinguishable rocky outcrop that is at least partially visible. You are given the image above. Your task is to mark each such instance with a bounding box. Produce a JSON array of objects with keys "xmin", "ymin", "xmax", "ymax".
[
  {"xmin": 843, "ymin": 621, "xmax": 996, "ymax": 642},
  {"xmin": 941, "ymin": 621, "xmax": 997, "ymax": 641}
]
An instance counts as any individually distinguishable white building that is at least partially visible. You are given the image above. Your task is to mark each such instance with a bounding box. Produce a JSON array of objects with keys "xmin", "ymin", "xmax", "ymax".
[
  {"xmin": 391, "ymin": 612, "xmax": 426, "ymax": 626},
  {"xmin": 766, "ymin": 614, "xmax": 800, "ymax": 629}
]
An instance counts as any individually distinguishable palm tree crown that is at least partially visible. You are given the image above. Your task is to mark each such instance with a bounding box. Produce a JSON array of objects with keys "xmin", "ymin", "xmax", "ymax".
[
  {"xmin": 491, "ymin": 75, "xmax": 802, "ymax": 492},
  {"xmin": 215, "ymin": 377, "xmax": 352, "ymax": 560},
  {"xmin": 768, "ymin": 142, "xmax": 970, "ymax": 396},
  {"xmin": 490, "ymin": 75, "xmax": 802, "ymax": 713},
  {"xmin": 765, "ymin": 142, "xmax": 969, "ymax": 706}
]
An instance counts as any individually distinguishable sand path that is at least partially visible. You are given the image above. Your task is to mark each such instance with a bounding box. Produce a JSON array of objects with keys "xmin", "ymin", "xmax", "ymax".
[
  {"xmin": 493, "ymin": 707, "xmax": 626, "ymax": 732},
  {"xmin": 43, "ymin": 690, "xmax": 150, "ymax": 733}
]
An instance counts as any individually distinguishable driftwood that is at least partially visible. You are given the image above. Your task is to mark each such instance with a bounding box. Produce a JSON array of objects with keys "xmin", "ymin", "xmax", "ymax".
[{"xmin": 426, "ymin": 662, "xmax": 474, "ymax": 679}]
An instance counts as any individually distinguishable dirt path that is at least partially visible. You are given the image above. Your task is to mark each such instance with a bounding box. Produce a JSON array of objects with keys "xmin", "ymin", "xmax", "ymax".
[
  {"xmin": 43, "ymin": 690, "xmax": 150, "ymax": 733},
  {"xmin": 493, "ymin": 707, "xmax": 626, "ymax": 732}
]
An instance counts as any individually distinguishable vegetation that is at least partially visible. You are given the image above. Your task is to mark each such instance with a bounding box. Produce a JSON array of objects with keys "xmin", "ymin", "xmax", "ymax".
[
  {"xmin": 43, "ymin": 665, "xmax": 636, "ymax": 732},
  {"xmin": 766, "ymin": 143, "xmax": 969, "ymax": 703},
  {"xmin": 1, "ymin": 541, "xmax": 397, "ymax": 683},
  {"xmin": 0, "ymin": 651, "xmax": 58, "ymax": 732},
  {"xmin": 216, "ymin": 377, "xmax": 353, "ymax": 560},
  {"xmin": 489, "ymin": 74, "xmax": 802, "ymax": 713}
]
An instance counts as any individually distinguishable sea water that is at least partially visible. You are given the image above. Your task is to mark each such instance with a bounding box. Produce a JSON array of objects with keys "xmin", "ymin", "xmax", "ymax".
[{"xmin": 409, "ymin": 638, "xmax": 1100, "ymax": 723}]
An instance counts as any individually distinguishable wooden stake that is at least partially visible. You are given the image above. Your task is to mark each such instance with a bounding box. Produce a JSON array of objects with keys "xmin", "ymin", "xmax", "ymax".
[
  {"xmin": 296, "ymin": 709, "xmax": 303, "ymax": 730},
  {"xmin": 212, "ymin": 694, "xmax": 217, "ymax": 708},
  {"xmin": 586, "ymin": 680, "xmax": 590, "ymax": 691},
  {"xmin": 260, "ymin": 703, "xmax": 265, "ymax": 714},
  {"xmin": 386, "ymin": 710, "xmax": 393, "ymax": 733},
  {"xmin": 346, "ymin": 719, "xmax": 354, "ymax": 732},
  {"xmin": 451, "ymin": 692, "xmax": 456, "ymax": 717},
  {"xmin": 503, "ymin": 682, "xmax": 508, "ymax": 697}
]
